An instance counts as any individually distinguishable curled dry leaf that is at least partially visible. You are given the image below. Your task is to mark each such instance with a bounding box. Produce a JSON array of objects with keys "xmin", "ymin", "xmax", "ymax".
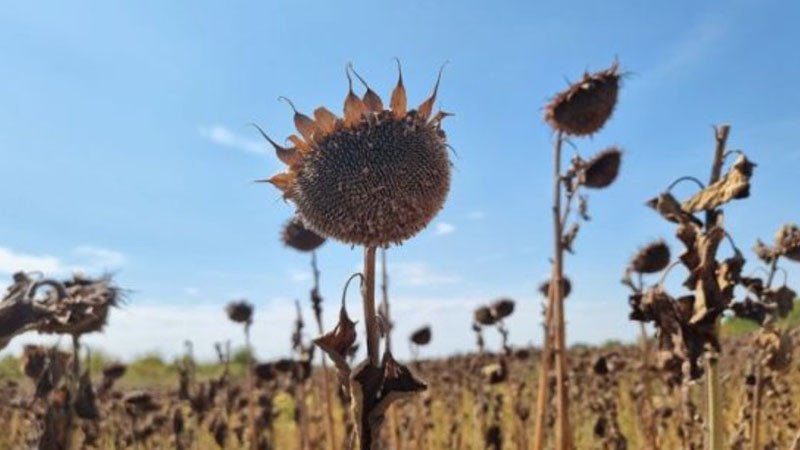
[
  {"xmin": 682, "ymin": 154, "xmax": 756, "ymax": 213},
  {"xmin": 646, "ymin": 192, "xmax": 702, "ymax": 227},
  {"xmin": 350, "ymin": 351, "xmax": 426, "ymax": 450},
  {"xmin": 755, "ymin": 328, "xmax": 793, "ymax": 372},
  {"xmin": 313, "ymin": 303, "xmax": 357, "ymax": 384},
  {"xmin": 562, "ymin": 222, "xmax": 580, "ymax": 253},
  {"xmin": 753, "ymin": 239, "xmax": 776, "ymax": 264}
]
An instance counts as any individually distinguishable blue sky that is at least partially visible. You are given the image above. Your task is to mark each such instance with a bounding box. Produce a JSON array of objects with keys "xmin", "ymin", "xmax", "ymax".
[{"xmin": 2, "ymin": 1, "xmax": 799, "ymax": 361}]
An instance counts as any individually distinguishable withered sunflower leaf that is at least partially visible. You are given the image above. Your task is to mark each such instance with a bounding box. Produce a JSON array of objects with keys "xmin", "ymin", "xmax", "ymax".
[{"xmin": 682, "ymin": 155, "xmax": 755, "ymax": 213}]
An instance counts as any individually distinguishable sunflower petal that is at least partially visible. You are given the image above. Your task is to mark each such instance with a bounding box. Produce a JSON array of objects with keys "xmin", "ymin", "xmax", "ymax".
[
  {"xmin": 251, "ymin": 124, "xmax": 301, "ymax": 166},
  {"xmin": 287, "ymin": 135, "xmax": 312, "ymax": 154},
  {"xmin": 344, "ymin": 91, "xmax": 367, "ymax": 128},
  {"xmin": 279, "ymin": 97, "xmax": 318, "ymax": 142},
  {"xmin": 314, "ymin": 107, "xmax": 338, "ymax": 135},
  {"xmin": 417, "ymin": 62, "xmax": 447, "ymax": 121},
  {"xmin": 262, "ymin": 173, "xmax": 295, "ymax": 199},
  {"xmin": 390, "ymin": 59, "xmax": 407, "ymax": 119}
]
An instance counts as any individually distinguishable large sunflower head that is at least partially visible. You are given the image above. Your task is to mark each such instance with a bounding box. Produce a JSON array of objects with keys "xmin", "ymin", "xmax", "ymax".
[{"xmin": 259, "ymin": 62, "xmax": 452, "ymax": 247}]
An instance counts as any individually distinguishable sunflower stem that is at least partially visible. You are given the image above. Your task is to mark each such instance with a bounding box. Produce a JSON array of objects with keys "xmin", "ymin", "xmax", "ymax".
[
  {"xmin": 244, "ymin": 322, "xmax": 257, "ymax": 450},
  {"xmin": 705, "ymin": 124, "xmax": 730, "ymax": 450},
  {"xmin": 551, "ymin": 131, "xmax": 572, "ymax": 450},
  {"xmin": 362, "ymin": 246, "xmax": 379, "ymax": 366},
  {"xmin": 532, "ymin": 294, "xmax": 554, "ymax": 450},
  {"xmin": 310, "ymin": 252, "xmax": 338, "ymax": 450}
]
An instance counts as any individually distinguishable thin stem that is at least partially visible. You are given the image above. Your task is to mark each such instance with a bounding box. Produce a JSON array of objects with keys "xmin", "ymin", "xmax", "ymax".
[
  {"xmin": 638, "ymin": 323, "xmax": 659, "ymax": 450},
  {"xmin": 666, "ymin": 175, "xmax": 705, "ymax": 193},
  {"xmin": 310, "ymin": 253, "xmax": 337, "ymax": 450},
  {"xmin": 380, "ymin": 248, "xmax": 392, "ymax": 353},
  {"xmin": 552, "ymin": 131, "xmax": 571, "ymax": 450},
  {"xmin": 750, "ymin": 362, "xmax": 763, "ymax": 450},
  {"xmin": 245, "ymin": 323, "xmax": 257, "ymax": 450},
  {"xmin": 362, "ymin": 246, "xmax": 379, "ymax": 366},
  {"xmin": 749, "ymin": 255, "xmax": 780, "ymax": 450},
  {"xmin": 705, "ymin": 123, "xmax": 730, "ymax": 450}
]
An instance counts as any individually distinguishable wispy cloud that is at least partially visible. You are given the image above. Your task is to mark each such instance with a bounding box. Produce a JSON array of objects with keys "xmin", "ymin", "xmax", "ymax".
[
  {"xmin": 199, "ymin": 125, "xmax": 267, "ymax": 156},
  {"xmin": 0, "ymin": 245, "xmax": 126, "ymax": 276},
  {"xmin": 72, "ymin": 246, "xmax": 126, "ymax": 270},
  {"xmin": 0, "ymin": 247, "xmax": 62, "ymax": 274},
  {"xmin": 392, "ymin": 262, "xmax": 461, "ymax": 287},
  {"xmin": 434, "ymin": 222, "xmax": 456, "ymax": 235}
]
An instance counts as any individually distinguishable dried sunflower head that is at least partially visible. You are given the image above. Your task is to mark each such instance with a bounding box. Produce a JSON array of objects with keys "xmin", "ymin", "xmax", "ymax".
[
  {"xmin": 281, "ymin": 216, "xmax": 325, "ymax": 252},
  {"xmin": 474, "ymin": 306, "xmax": 496, "ymax": 326},
  {"xmin": 580, "ymin": 147, "xmax": 622, "ymax": 189},
  {"xmin": 225, "ymin": 300, "xmax": 253, "ymax": 324},
  {"xmin": 629, "ymin": 240, "xmax": 671, "ymax": 274},
  {"xmin": 260, "ymin": 63, "xmax": 452, "ymax": 247},
  {"xmin": 490, "ymin": 298, "xmax": 515, "ymax": 320},
  {"xmin": 774, "ymin": 223, "xmax": 800, "ymax": 262},
  {"xmin": 545, "ymin": 61, "xmax": 621, "ymax": 136},
  {"xmin": 538, "ymin": 277, "xmax": 572, "ymax": 299},
  {"xmin": 410, "ymin": 326, "xmax": 432, "ymax": 346}
]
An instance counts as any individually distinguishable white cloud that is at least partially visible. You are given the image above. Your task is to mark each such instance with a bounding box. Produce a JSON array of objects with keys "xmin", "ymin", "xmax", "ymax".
[
  {"xmin": 392, "ymin": 262, "xmax": 461, "ymax": 287},
  {"xmin": 0, "ymin": 296, "xmax": 639, "ymax": 362},
  {"xmin": 467, "ymin": 210, "xmax": 486, "ymax": 220},
  {"xmin": 434, "ymin": 222, "xmax": 456, "ymax": 235},
  {"xmin": 199, "ymin": 125, "xmax": 268, "ymax": 156},
  {"xmin": 0, "ymin": 247, "xmax": 62, "ymax": 274},
  {"xmin": 0, "ymin": 245, "xmax": 126, "ymax": 277}
]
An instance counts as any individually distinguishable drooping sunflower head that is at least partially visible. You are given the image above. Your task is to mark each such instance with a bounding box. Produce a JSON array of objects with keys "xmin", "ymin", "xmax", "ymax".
[
  {"xmin": 281, "ymin": 215, "xmax": 325, "ymax": 252},
  {"xmin": 545, "ymin": 61, "xmax": 621, "ymax": 136},
  {"xmin": 259, "ymin": 62, "xmax": 452, "ymax": 247}
]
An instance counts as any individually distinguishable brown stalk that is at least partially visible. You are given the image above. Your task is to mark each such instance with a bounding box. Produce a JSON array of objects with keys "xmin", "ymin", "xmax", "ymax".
[
  {"xmin": 532, "ymin": 285, "xmax": 554, "ymax": 450},
  {"xmin": 551, "ymin": 132, "xmax": 571, "ymax": 450},
  {"xmin": 705, "ymin": 124, "xmax": 730, "ymax": 450},
  {"xmin": 245, "ymin": 322, "xmax": 257, "ymax": 450},
  {"xmin": 638, "ymin": 323, "xmax": 659, "ymax": 450},
  {"xmin": 750, "ymin": 255, "xmax": 778, "ymax": 450},
  {"xmin": 311, "ymin": 251, "xmax": 338, "ymax": 450},
  {"xmin": 362, "ymin": 246, "xmax": 379, "ymax": 366},
  {"xmin": 381, "ymin": 248, "xmax": 402, "ymax": 450}
]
